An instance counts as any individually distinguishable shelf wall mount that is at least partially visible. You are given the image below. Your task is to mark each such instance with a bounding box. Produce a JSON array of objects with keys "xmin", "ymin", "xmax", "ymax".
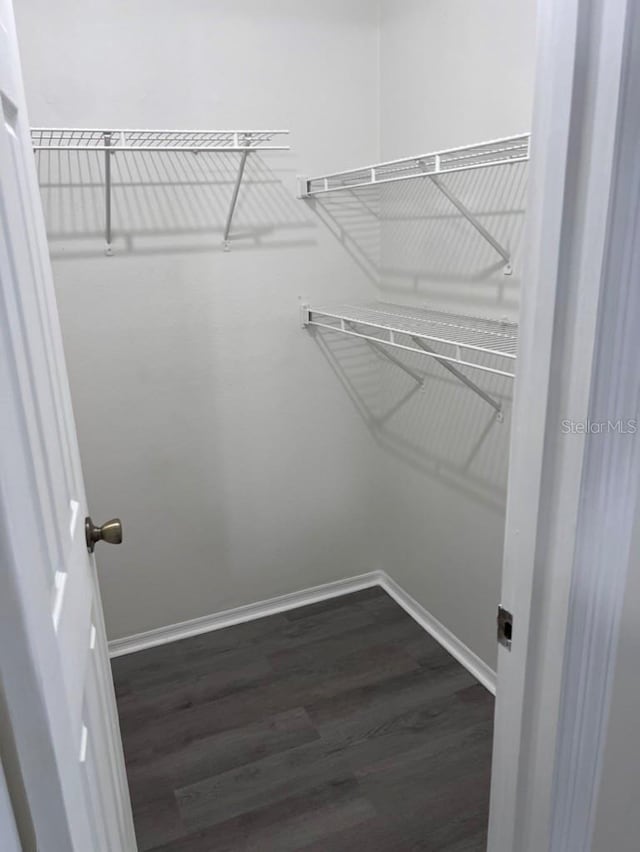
[
  {"xmin": 302, "ymin": 302, "xmax": 518, "ymax": 419},
  {"xmin": 31, "ymin": 127, "xmax": 291, "ymax": 255},
  {"xmin": 297, "ymin": 133, "xmax": 530, "ymax": 276}
]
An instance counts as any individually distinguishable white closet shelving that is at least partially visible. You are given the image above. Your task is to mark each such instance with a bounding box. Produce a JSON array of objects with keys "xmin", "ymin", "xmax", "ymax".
[
  {"xmin": 31, "ymin": 127, "xmax": 290, "ymax": 253},
  {"xmin": 302, "ymin": 303, "xmax": 517, "ymax": 419},
  {"xmin": 298, "ymin": 133, "xmax": 529, "ymax": 276},
  {"xmin": 299, "ymin": 133, "xmax": 528, "ymax": 417}
]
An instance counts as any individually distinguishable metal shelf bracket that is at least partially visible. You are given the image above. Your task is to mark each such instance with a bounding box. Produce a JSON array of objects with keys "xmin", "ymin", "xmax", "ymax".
[
  {"xmin": 410, "ymin": 336, "xmax": 503, "ymax": 419},
  {"xmin": 297, "ymin": 177, "xmax": 310, "ymax": 199},
  {"xmin": 103, "ymin": 131, "xmax": 113, "ymax": 255},
  {"xmin": 427, "ymin": 174, "xmax": 512, "ymax": 276},
  {"xmin": 223, "ymin": 145, "xmax": 250, "ymax": 252}
]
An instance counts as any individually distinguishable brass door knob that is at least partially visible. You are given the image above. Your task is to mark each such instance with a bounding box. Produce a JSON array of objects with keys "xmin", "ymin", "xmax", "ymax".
[{"xmin": 85, "ymin": 517, "xmax": 123, "ymax": 553}]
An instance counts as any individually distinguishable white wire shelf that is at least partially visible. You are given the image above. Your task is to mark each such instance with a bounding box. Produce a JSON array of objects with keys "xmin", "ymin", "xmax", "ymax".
[
  {"xmin": 298, "ymin": 133, "xmax": 529, "ymax": 275},
  {"xmin": 31, "ymin": 127, "xmax": 290, "ymax": 152},
  {"xmin": 302, "ymin": 302, "xmax": 518, "ymax": 418},
  {"xmin": 299, "ymin": 133, "xmax": 529, "ymax": 195},
  {"xmin": 31, "ymin": 127, "xmax": 290, "ymax": 253}
]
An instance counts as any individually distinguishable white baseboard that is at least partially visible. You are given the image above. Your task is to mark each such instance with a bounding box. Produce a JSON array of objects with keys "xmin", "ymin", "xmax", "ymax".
[
  {"xmin": 108, "ymin": 571, "xmax": 383, "ymax": 658},
  {"xmin": 378, "ymin": 572, "xmax": 497, "ymax": 695},
  {"xmin": 108, "ymin": 569, "xmax": 497, "ymax": 695}
]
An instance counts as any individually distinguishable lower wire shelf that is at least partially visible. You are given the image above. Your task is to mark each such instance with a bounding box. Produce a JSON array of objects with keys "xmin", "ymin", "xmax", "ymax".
[{"xmin": 302, "ymin": 302, "xmax": 518, "ymax": 419}]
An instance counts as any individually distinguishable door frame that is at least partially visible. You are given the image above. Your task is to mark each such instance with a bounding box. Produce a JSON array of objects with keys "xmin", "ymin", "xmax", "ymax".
[
  {"xmin": 0, "ymin": 756, "xmax": 21, "ymax": 852},
  {"xmin": 2, "ymin": 0, "xmax": 639, "ymax": 849},
  {"xmin": 488, "ymin": 0, "xmax": 640, "ymax": 849}
]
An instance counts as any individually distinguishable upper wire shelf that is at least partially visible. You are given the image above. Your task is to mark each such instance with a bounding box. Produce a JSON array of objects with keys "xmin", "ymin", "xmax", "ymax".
[
  {"xmin": 302, "ymin": 302, "xmax": 518, "ymax": 419},
  {"xmin": 31, "ymin": 127, "xmax": 290, "ymax": 152},
  {"xmin": 298, "ymin": 133, "xmax": 530, "ymax": 275},
  {"xmin": 31, "ymin": 127, "xmax": 290, "ymax": 253},
  {"xmin": 299, "ymin": 133, "xmax": 529, "ymax": 195}
]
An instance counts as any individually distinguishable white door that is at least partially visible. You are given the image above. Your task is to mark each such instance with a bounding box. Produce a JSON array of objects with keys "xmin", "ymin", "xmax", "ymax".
[{"xmin": 0, "ymin": 1, "xmax": 136, "ymax": 849}]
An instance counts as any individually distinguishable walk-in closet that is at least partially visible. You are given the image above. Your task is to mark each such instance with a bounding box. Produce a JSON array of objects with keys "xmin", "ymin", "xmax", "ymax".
[{"xmin": 7, "ymin": 1, "xmax": 537, "ymax": 849}]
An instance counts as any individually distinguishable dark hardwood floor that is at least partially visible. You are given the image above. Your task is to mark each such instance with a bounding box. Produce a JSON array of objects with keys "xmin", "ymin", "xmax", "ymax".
[{"xmin": 112, "ymin": 587, "xmax": 494, "ymax": 851}]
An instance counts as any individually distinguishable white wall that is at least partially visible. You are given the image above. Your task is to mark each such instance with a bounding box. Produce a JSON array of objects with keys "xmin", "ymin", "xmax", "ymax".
[
  {"xmin": 15, "ymin": 0, "xmax": 381, "ymax": 640},
  {"xmin": 376, "ymin": 0, "xmax": 536, "ymax": 667},
  {"xmin": 16, "ymin": 1, "xmax": 537, "ymax": 669}
]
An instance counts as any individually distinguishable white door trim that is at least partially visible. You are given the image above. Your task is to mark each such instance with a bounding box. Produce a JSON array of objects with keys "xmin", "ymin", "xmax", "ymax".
[
  {"xmin": 0, "ymin": 756, "xmax": 21, "ymax": 852},
  {"xmin": 549, "ymin": 2, "xmax": 640, "ymax": 847},
  {"xmin": 488, "ymin": 0, "xmax": 640, "ymax": 849}
]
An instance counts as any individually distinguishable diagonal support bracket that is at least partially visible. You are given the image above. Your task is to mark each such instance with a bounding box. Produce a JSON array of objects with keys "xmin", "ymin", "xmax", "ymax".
[
  {"xmin": 104, "ymin": 131, "xmax": 113, "ymax": 255},
  {"xmin": 428, "ymin": 173, "xmax": 513, "ymax": 275},
  {"xmin": 411, "ymin": 335, "xmax": 503, "ymax": 420},
  {"xmin": 223, "ymin": 147, "xmax": 251, "ymax": 251}
]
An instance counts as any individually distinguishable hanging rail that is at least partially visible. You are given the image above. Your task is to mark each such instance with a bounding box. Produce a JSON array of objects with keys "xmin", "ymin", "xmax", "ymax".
[
  {"xmin": 297, "ymin": 133, "xmax": 529, "ymax": 275},
  {"xmin": 302, "ymin": 302, "xmax": 517, "ymax": 419},
  {"xmin": 31, "ymin": 127, "xmax": 290, "ymax": 254}
]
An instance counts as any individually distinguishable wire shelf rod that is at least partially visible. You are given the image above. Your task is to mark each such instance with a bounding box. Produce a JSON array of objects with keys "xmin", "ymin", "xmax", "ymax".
[
  {"xmin": 31, "ymin": 145, "xmax": 290, "ymax": 152},
  {"xmin": 299, "ymin": 157, "xmax": 528, "ymax": 195},
  {"xmin": 309, "ymin": 307, "xmax": 518, "ymax": 360},
  {"xmin": 31, "ymin": 127, "xmax": 290, "ymax": 152},
  {"xmin": 307, "ymin": 319, "xmax": 516, "ymax": 379},
  {"xmin": 31, "ymin": 126, "xmax": 290, "ymax": 134},
  {"xmin": 305, "ymin": 132, "xmax": 528, "ymax": 182}
]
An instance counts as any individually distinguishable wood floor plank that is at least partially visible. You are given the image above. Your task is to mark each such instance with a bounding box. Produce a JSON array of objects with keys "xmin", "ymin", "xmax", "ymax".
[
  {"xmin": 296, "ymin": 815, "xmax": 440, "ymax": 851},
  {"xmin": 355, "ymin": 712, "xmax": 492, "ymax": 848},
  {"xmin": 127, "ymin": 707, "xmax": 319, "ymax": 806},
  {"xmin": 306, "ymin": 658, "xmax": 471, "ymax": 729},
  {"xmin": 282, "ymin": 586, "xmax": 386, "ymax": 621},
  {"xmin": 131, "ymin": 792, "xmax": 184, "ymax": 852},
  {"xmin": 150, "ymin": 779, "xmax": 375, "ymax": 852},
  {"xmin": 317, "ymin": 677, "xmax": 493, "ymax": 752},
  {"xmin": 116, "ymin": 650, "xmax": 274, "ymax": 735},
  {"xmin": 267, "ymin": 615, "xmax": 429, "ymax": 674},
  {"xmin": 111, "ymin": 614, "xmax": 289, "ymax": 695},
  {"xmin": 114, "ymin": 589, "xmax": 494, "ymax": 851},
  {"xmin": 175, "ymin": 736, "xmax": 357, "ymax": 831},
  {"xmin": 121, "ymin": 643, "xmax": 420, "ymax": 763}
]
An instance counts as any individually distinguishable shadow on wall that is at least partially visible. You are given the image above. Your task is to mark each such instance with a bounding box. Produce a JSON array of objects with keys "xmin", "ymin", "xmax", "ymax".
[
  {"xmin": 311, "ymin": 327, "xmax": 511, "ymax": 514},
  {"xmin": 35, "ymin": 150, "xmax": 316, "ymax": 258},
  {"xmin": 304, "ymin": 187, "xmax": 381, "ymax": 285}
]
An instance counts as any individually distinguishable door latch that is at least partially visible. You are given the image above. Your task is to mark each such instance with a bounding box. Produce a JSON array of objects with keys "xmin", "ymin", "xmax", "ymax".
[{"xmin": 497, "ymin": 605, "xmax": 513, "ymax": 650}]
